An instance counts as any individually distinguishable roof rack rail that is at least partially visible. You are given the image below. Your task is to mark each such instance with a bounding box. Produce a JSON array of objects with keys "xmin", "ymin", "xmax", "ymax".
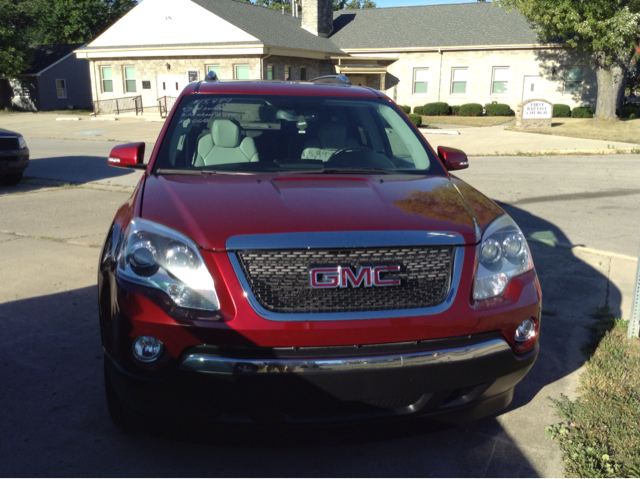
[
  {"xmin": 309, "ymin": 74, "xmax": 352, "ymax": 86},
  {"xmin": 204, "ymin": 70, "xmax": 219, "ymax": 82}
]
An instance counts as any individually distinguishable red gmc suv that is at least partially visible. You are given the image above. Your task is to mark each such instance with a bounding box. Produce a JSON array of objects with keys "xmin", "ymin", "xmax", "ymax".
[{"xmin": 99, "ymin": 74, "xmax": 541, "ymax": 430}]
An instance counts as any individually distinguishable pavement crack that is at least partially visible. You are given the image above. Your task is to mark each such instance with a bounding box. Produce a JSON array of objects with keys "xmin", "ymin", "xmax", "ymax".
[
  {"xmin": 482, "ymin": 439, "xmax": 499, "ymax": 478},
  {"xmin": 0, "ymin": 230, "xmax": 99, "ymax": 248}
]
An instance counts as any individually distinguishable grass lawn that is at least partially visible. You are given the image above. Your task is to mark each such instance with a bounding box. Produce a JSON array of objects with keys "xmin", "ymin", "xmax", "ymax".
[
  {"xmin": 547, "ymin": 319, "xmax": 640, "ymax": 477},
  {"xmin": 421, "ymin": 116, "xmax": 514, "ymax": 127},
  {"xmin": 506, "ymin": 117, "xmax": 640, "ymax": 145}
]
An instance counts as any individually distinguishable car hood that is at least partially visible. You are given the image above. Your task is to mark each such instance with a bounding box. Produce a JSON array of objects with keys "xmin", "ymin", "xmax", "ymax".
[
  {"xmin": 140, "ymin": 173, "xmax": 503, "ymax": 250},
  {"xmin": 0, "ymin": 129, "xmax": 21, "ymax": 137}
]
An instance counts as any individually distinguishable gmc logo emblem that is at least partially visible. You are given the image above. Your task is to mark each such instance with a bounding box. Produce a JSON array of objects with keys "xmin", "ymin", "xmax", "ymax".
[{"xmin": 310, "ymin": 265, "xmax": 402, "ymax": 289}]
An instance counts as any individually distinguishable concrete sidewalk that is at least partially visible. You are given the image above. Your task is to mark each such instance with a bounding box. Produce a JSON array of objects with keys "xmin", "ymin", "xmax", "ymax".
[{"xmin": 422, "ymin": 122, "xmax": 640, "ymax": 156}]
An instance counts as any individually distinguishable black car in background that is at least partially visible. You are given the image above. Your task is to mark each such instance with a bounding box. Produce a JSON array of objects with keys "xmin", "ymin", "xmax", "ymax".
[{"xmin": 0, "ymin": 129, "xmax": 29, "ymax": 185}]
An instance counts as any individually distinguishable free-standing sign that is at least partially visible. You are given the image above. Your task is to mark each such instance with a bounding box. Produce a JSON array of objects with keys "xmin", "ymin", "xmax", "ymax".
[
  {"xmin": 516, "ymin": 99, "xmax": 553, "ymax": 128},
  {"xmin": 522, "ymin": 100, "xmax": 552, "ymax": 119}
]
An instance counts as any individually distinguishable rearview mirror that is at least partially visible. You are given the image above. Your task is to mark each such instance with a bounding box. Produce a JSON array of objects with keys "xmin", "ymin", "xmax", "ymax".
[
  {"xmin": 437, "ymin": 146, "xmax": 469, "ymax": 171},
  {"xmin": 108, "ymin": 142, "xmax": 146, "ymax": 169}
]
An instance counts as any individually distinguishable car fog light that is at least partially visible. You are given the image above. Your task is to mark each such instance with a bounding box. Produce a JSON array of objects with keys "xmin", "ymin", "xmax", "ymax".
[
  {"xmin": 515, "ymin": 319, "xmax": 536, "ymax": 343},
  {"xmin": 132, "ymin": 336, "xmax": 164, "ymax": 362}
]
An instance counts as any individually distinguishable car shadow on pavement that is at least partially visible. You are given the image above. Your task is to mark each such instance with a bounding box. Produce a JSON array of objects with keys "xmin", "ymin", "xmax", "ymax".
[
  {"xmin": 8, "ymin": 155, "xmax": 142, "ymax": 192},
  {"xmin": 0, "ymin": 205, "xmax": 621, "ymax": 476}
]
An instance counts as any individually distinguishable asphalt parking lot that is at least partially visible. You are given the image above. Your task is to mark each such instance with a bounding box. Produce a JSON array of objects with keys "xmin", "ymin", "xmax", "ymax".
[{"xmin": 1, "ymin": 116, "xmax": 639, "ymax": 476}]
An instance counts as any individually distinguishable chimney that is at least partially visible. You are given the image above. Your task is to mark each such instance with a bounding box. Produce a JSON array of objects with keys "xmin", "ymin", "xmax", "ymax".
[{"xmin": 301, "ymin": 0, "xmax": 333, "ymax": 38}]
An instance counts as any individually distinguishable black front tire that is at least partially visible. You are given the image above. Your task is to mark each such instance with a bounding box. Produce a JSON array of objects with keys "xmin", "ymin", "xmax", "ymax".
[
  {"xmin": 0, "ymin": 172, "xmax": 23, "ymax": 186},
  {"xmin": 104, "ymin": 361, "xmax": 130, "ymax": 431}
]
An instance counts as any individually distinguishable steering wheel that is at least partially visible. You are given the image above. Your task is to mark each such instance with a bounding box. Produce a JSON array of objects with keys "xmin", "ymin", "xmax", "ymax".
[{"xmin": 326, "ymin": 146, "xmax": 371, "ymax": 163}]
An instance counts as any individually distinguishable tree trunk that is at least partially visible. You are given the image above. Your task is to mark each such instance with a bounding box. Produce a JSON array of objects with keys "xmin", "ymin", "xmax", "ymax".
[{"xmin": 594, "ymin": 52, "xmax": 628, "ymax": 120}]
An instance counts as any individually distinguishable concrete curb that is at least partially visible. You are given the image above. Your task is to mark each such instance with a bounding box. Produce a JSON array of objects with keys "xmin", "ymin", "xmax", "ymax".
[
  {"xmin": 90, "ymin": 117, "xmax": 117, "ymax": 121},
  {"xmin": 56, "ymin": 117, "xmax": 82, "ymax": 121},
  {"xmin": 420, "ymin": 129, "xmax": 460, "ymax": 135},
  {"xmin": 470, "ymin": 148, "xmax": 640, "ymax": 157}
]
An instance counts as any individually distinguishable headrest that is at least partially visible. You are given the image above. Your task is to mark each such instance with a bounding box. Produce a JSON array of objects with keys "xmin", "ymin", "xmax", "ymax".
[
  {"xmin": 212, "ymin": 119, "xmax": 241, "ymax": 148},
  {"xmin": 319, "ymin": 122, "xmax": 347, "ymax": 150}
]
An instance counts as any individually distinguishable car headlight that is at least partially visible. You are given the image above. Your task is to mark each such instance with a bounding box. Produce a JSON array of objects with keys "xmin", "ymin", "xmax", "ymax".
[
  {"xmin": 117, "ymin": 218, "xmax": 219, "ymax": 311},
  {"xmin": 18, "ymin": 136, "xmax": 27, "ymax": 149},
  {"xmin": 473, "ymin": 215, "xmax": 533, "ymax": 301}
]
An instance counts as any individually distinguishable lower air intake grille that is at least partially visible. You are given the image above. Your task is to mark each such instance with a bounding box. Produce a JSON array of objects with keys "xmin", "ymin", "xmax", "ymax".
[
  {"xmin": 236, "ymin": 246, "xmax": 455, "ymax": 313},
  {"xmin": 0, "ymin": 137, "xmax": 18, "ymax": 150}
]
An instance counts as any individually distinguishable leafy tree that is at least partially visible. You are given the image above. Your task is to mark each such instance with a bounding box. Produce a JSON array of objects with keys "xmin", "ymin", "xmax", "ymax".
[
  {"xmin": 0, "ymin": 0, "xmax": 35, "ymax": 78},
  {"xmin": 628, "ymin": 55, "xmax": 640, "ymax": 97},
  {"xmin": 29, "ymin": 0, "xmax": 137, "ymax": 44},
  {"xmin": 255, "ymin": 0, "xmax": 293, "ymax": 13},
  {"xmin": 345, "ymin": 0, "xmax": 376, "ymax": 8},
  {"xmin": 496, "ymin": 0, "xmax": 640, "ymax": 120}
]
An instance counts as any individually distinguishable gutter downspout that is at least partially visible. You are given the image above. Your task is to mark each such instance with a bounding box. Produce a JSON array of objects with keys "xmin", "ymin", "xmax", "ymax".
[
  {"xmin": 437, "ymin": 48, "xmax": 443, "ymax": 102},
  {"xmin": 261, "ymin": 50, "xmax": 272, "ymax": 80},
  {"xmin": 92, "ymin": 59, "xmax": 99, "ymax": 116}
]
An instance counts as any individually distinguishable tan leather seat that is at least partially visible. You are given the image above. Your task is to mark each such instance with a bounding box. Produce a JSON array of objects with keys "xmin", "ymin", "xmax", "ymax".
[{"xmin": 195, "ymin": 119, "xmax": 259, "ymax": 166}]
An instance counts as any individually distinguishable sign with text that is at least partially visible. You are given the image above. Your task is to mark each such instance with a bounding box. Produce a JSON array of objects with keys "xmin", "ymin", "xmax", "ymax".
[{"xmin": 522, "ymin": 101, "xmax": 552, "ymax": 119}]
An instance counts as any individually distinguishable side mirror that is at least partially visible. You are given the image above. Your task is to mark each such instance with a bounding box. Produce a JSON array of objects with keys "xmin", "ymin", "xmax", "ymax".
[
  {"xmin": 108, "ymin": 142, "xmax": 146, "ymax": 169},
  {"xmin": 437, "ymin": 146, "xmax": 469, "ymax": 171}
]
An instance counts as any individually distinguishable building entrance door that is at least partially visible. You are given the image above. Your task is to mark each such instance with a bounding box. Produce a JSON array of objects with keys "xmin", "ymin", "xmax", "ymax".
[
  {"xmin": 347, "ymin": 75, "xmax": 367, "ymax": 87},
  {"xmin": 157, "ymin": 75, "xmax": 183, "ymax": 97},
  {"xmin": 523, "ymin": 76, "xmax": 542, "ymax": 101}
]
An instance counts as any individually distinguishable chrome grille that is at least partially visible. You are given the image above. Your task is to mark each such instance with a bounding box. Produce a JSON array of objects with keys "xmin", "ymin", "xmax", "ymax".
[{"xmin": 236, "ymin": 246, "xmax": 455, "ymax": 313}]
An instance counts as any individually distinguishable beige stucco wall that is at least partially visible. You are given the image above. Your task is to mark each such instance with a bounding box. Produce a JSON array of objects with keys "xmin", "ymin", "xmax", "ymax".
[
  {"xmin": 89, "ymin": 55, "xmax": 333, "ymax": 110},
  {"xmin": 90, "ymin": 56, "xmax": 263, "ymax": 109},
  {"xmin": 381, "ymin": 48, "xmax": 596, "ymax": 111}
]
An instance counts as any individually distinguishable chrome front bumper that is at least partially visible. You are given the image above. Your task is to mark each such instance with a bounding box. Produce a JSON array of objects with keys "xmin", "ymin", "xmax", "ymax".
[{"xmin": 179, "ymin": 338, "xmax": 511, "ymax": 375}]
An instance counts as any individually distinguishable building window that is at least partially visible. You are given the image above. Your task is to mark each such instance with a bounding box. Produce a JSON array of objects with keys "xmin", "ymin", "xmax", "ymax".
[
  {"xmin": 300, "ymin": 66, "xmax": 307, "ymax": 81},
  {"xmin": 55, "ymin": 79, "xmax": 67, "ymax": 99},
  {"xmin": 124, "ymin": 66, "xmax": 136, "ymax": 93},
  {"xmin": 187, "ymin": 69, "xmax": 199, "ymax": 82},
  {"xmin": 206, "ymin": 65, "xmax": 221, "ymax": 78},
  {"xmin": 413, "ymin": 68, "xmax": 428, "ymax": 94},
  {"xmin": 101, "ymin": 66, "xmax": 113, "ymax": 93},
  {"xmin": 267, "ymin": 64, "xmax": 274, "ymax": 80},
  {"xmin": 491, "ymin": 67, "xmax": 509, "ymax": 95},
  {"xmin": 285, "ymin": 65, "xmax": 291, "ymax": 81},
  {"xmin": 564, "ymin": 67, "xmax": 584, "ymax": 96},
  {"xmin": 451, "ymin": 67, "xmax": 468, "ymax": 95},
  {"xmin": 235, "ymin": 64, "xmax": 250, "ymax": 80}
]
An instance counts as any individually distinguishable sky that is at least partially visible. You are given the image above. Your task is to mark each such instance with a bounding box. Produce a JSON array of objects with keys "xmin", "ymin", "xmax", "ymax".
[{"xmin": 374, "ymin": 0, "xmax": 478, "ymax": 7}]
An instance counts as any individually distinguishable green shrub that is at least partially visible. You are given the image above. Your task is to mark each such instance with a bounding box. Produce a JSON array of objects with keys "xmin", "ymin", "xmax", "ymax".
[
  {"xmin": 398, "ymin": 105, "xmax": 411, "ymax": 114},
  {"xmin": 572, "ymin": 106, "xmax": 594, "ymax": 118},
  {"xmin": 413, "ymin": 106, "xmax": 424, "ymax": 115},
  {"xmin": 621, "ymin": 105, "xmax": 640, "ymax": 119},
  {"xmin": 459, "ymin": 103, "xmax": 484, "ymax": 117},
  {"xmin": 553, "ymin": 104, "xmax": 572, "ymax": 118},
  {"xmin": 485, "ymin": 103, "xmax": 513, "ymax": 116},
  {"xmin": 450, "ymin": 105, "xmax": 461, "ymax": 116},
  {"xmin": 407, "ymin": 113, "xmax": 422, "ymax": 127},
  {"xmin": 423, "ymin": 102, "xmax": 451, "ymax": 116}
]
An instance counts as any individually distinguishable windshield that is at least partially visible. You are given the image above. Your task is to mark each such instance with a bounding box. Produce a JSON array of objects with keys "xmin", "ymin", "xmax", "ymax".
[{"xmin": 153, "ymin": 94, "xmax": 443, "ymax": 175}]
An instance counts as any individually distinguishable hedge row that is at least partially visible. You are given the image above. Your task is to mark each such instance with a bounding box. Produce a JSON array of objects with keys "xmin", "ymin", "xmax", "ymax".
[
  {"xmin": 407, "ymin": 113, "xmax": 422, "ymax": 127},
  {"xmin": 406, "ymin": 102, "xmax": 615, "ymax": 119},
  {"xmin": 621, "ymin": 104, "xmax": 640, "ymax": 119},
  {"xmin": 572, "ymin": 106, "xmax": 594, "ymax": 118},
  {"xmin": 410, "ymin": 102, "xmax": 514, "ymax": 117}
]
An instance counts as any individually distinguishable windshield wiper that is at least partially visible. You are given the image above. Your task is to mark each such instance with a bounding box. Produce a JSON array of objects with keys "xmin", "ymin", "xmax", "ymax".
[
  {"xmin": 320, "ymin": 167, "xmax": 396, "ymax": 175},
  {"xmin": 155, "ymin": 168, "xmax": 246, "ymax": 176}
]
